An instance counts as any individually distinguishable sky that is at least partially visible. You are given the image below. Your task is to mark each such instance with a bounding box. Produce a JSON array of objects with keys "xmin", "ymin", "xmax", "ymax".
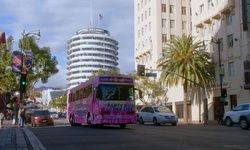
[{"xmin": 0, "ymin": 0, "xmax": 135, "ymax": 88}]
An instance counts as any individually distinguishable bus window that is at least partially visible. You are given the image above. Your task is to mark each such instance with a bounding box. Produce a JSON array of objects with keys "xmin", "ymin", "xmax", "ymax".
[{"xmin": 99, "ymin": 84, "xmax": 134, "ymax": 101}]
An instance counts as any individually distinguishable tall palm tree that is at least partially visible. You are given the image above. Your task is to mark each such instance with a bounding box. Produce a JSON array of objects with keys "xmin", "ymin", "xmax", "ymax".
[{"xmin": 157, "ymin": 34, "xmax": 213, "ymax": 124}]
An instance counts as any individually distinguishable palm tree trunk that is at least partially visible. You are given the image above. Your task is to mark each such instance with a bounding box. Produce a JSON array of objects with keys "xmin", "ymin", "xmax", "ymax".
[{"xmin": 183, "ymin": 81, "xmax": 188, "ymax": 124}]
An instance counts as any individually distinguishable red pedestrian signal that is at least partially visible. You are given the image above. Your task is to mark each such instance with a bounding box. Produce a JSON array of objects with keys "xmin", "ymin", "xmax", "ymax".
[{"xmin": 12, "ymin": 97, "xmax": 18, "ymax": 102}]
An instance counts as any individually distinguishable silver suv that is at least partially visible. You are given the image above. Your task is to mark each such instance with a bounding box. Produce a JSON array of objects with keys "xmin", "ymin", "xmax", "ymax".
[{"xmin": 223, "ymin": 103, "xmax": 250, "ymax": 130}]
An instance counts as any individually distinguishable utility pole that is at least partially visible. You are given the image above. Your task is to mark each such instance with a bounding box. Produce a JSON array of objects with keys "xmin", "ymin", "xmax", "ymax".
[{"xmin": 211, "ymin": 37, "xmax": 225, "ymax": 116}]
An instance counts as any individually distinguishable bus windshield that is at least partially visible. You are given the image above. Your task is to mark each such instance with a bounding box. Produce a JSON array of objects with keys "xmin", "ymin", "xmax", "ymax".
[{"xmin": 97, "ymin": 84, "xmax": 134, "ymax": 101}]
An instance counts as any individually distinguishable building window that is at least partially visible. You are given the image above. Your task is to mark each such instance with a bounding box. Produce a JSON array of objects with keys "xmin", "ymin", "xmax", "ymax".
[
  {"xmin": 208, "ymin": 0, "xmax": 213, "ymax": 9},
  {"xmin": 145, "ymin": 11, "xmax": 147, "ymax": 19},
  {"xmin": 162, "ymin": 4, "xmax": 166, "ymax": 13},
  {"xmin": 162, "ymin": 19, "xmax": 167, "ymax": 28},
  {"xmin": 209, "ymin": 24, "xmax": 213, "ymax": 33},
  {"xmin": 138, "ymin": 17, "xmax": 140, "ymax": 24},
  {"xmin": 141, "ymin": 27, "xmax": 144, "ymax": 36},
  {"xmin": 182, "ymin": 7, "xmax": 186, "ymax": 15},
  {"xmin": 229, "ymin": 62, "xmax": 234, "ymax": 76},
  {"xmin": 227, "ymin": 34, "xmax": 233, "ymax": 48},
  {"xmin": 141, "ymin": 14, "xmax": 143, "ymax": 22},
  {"xmin": 219, "ymin": 38, "xmax": 223, "ymax": 51},
  {"xmin": 162, "ymin": 34, "xmax": 167, "ymax": 43},
  {"xmin": 170, "ymin": 5, "xmax": 174, "ymax": 13},
  {"xmin": 182, "ymin": 21, "xmax": 187, "ymax": 30},
  {"xmin": 149, "ymin": 7, "xmax": 151, "ymax": 16},
  {"xmin": 218, "ymin": 19, "xmax": 222, "ymax": 29},
  {"xmin": 227, "ymin": 14, "xmax": 232, "ymax": 25},
  {"xmin": 170, "ymin": 20, "xmax": 175, "ymax": 28},
  {"xmin": 141, "ymin": 0, "xmax": 143, "ymax": 8},
  {"xmin": 145, "ymin": 25, "xmax": 147, "ymax": 34},
  {"xmin": 149, "ymin": 22, "xmax": 151, "ymax": 31},
  {"xmin": 201, "ymin": 28, "xmax": 205, "ymax": 36},
  {"xmin": 200, "ymin": 4, "xmax": 204, "ymax": 14},
  {"xmin": 138, "ymin": 3, "xmax": 140, "ymax": 11},
  {"xmin": 145, "ymin": 0, "xmax": 147, "ymax": 5},
  {"xmin": 138, "ymin": 30, "xmax": 140, "ymax": 38},
  {"xmin": 170, "ymin": 35, "xmax": 175, "ymax": 40}
]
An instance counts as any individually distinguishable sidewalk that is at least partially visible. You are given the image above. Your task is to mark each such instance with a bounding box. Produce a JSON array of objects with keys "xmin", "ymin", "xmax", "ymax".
[{"xmin": 0, "ymin": 120, "xmax": 29, "ymax": 150}]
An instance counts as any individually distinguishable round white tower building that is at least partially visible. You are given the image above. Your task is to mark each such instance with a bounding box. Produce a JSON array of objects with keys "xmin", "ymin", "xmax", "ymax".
[{"xmin": 67, "ymin": 28, "xmax": 119, "ymax": 89}]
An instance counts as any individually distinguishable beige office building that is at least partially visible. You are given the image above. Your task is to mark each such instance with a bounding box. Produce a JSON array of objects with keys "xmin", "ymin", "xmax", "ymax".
[
  {"xmin": 192, "ymin": 0, "xmax": 250, "ymax": 121},
  {"xmin": 134, "ymin": 0, "xmax": 193, "ymax": 120},
  {"xmin": 134, "ymin": 0, "xmax": 250, "ymax": 123}
]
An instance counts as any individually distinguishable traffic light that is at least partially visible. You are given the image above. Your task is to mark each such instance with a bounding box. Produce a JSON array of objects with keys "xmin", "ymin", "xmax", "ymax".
[
  {"xmin": 12, "ymin": 97, "xmax": 18, "ymax": 102},
  {"xmin": 137, "ymin": 65, "xmax": 145, "ymax": 76},
  {"xmin": 20, "ymin": 73, "xmax": 27, "ymax": 93},
  {"xmin": 221, "ymin": 89, "xmax": 227, "ymax": 97}
]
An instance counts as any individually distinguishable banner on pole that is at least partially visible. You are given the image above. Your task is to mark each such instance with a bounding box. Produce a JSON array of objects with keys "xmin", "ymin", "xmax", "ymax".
[
  {"xmin": 12, "ymin": 51, "xmax": 22, "ymax": 73},
  {"xmin": 24, "ymin": 51, "xmax": 32, "ymax": 73}
]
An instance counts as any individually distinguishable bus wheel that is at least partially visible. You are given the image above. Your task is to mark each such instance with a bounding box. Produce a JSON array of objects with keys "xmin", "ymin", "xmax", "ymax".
[
  {"xmin": 70, "ymin": 115, "xmax": 75, "ymax": 126},
  {"xmin": 119, "ymin": 124, "xmax": 126, "ymax": 129},
  {"xmin": 87, "ymin": 115, "xmax": 92, "ymax": 128}
]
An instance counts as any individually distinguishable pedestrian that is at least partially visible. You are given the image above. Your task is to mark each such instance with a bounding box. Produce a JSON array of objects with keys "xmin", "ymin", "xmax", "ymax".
[
  {"xmin": 217, "ymin": 111, "xmax": 222, "ymax": 125},
  {"xmin": 18, "ymin": 108, "xmax": 25, "ymax": 127},
  {"xmin": 0, "ymin": 111, "xmax": 4, "ymax": 128}
]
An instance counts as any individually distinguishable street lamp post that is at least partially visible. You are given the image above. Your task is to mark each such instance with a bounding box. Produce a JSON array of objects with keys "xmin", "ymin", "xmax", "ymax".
[{"xmin": 211, "ymin": 37, "xmax": 225, "ymax": 117}]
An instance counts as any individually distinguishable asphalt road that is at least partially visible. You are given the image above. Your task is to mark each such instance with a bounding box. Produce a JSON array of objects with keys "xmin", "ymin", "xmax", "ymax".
[{"xmin": 27, "ymin": 118, "xmax": 250, "ymax": 150}]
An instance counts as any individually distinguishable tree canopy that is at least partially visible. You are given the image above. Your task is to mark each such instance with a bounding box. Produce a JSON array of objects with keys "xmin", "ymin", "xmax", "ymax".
[
  {"xmin": 157, "ymin": 34, "xmax": 213, "ymax": 123},
  {"xmin": 0, "ymin": 35, "xmax": 59, "ymax": 96}
]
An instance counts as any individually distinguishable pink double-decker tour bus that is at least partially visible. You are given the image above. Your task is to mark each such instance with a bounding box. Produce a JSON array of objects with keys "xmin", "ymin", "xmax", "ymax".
[{"xmin": 66, "ymin": 74, "xmax": 138, "ymax": 128}]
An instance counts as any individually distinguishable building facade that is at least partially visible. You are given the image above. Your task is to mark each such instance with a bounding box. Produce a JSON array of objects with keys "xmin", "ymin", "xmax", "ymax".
[
  {"xmin": 134, "ymin": 0, "xmax": 193, "ymax": 120},
  {"xmin": 192, "ymin": 0, "xmax": 250, "ymax": 121},
  {"xmin": 67, "ymin": 28, "xmax": 119, "ymax": 89},
  {"xmin": 134, "ymin": 0, "xmax": 250, "ymax": 123}
]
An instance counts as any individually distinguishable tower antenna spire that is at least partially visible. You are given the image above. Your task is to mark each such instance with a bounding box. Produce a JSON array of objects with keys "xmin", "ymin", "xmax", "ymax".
[{"xmin": 90, "ymin": 0, "xmax": 93, "ymax": 28}]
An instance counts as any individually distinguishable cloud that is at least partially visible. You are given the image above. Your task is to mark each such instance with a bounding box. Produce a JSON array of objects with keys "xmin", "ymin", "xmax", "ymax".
[{"xmin": 0, "ymin": 0, "xmax": 135, "ymax": 88}]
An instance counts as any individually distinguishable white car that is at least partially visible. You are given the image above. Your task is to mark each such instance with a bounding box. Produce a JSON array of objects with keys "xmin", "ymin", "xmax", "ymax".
[
  {"xmin": 223, "ymin": 103, "xmax": 250, "ymax": 129},
  {"xmin": 50, "ymin": 112, "xmax": 59, "ymax": 119},
  {"xmin": 138, "ymin": 106, "xmax": 178, "ymax": 126}
]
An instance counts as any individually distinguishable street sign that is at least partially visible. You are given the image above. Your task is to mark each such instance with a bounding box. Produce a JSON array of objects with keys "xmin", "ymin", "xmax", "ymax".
[{"xmin": 146, "ymin": 73, "xmax": 157, "ymax": 77}]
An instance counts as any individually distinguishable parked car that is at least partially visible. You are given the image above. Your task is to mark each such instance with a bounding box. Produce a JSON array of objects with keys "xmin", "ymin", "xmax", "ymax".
[
  {"xmin": 31, "ymin": 110, "xmax": 54, "ymax": 127},
  {"xmin": 138, "ymin": 106, "xmax": 178, "ymax": 126},
  {"xmin": 24, "ymin": 112, "xmax": 32, "ymax": 124},
  {"xmin": 50, "ymin": 112, "xmax": 59, "ymax": 119},
  {"xmin": 60, "ymin": 113, "xmax": 66, "ymax": 118},
  {"xmin": 223, "ymin": 103, "xmax": 250, "ymax": 130}
]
